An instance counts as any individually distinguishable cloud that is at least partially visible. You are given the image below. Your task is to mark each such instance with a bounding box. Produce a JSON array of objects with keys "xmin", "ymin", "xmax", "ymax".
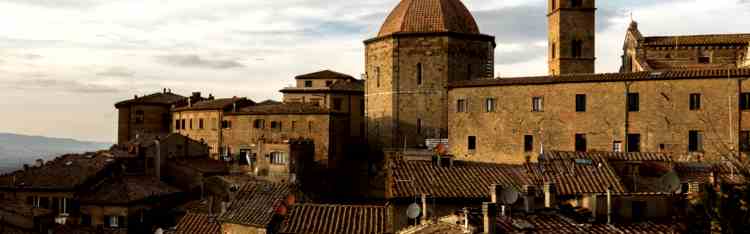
[
  {"xmin": 2, "ymin": 0, "xmax": 104, "ymax": 8},
  {"xmin": 17, "ymin": 54, "xmax": 42, "ymax": 60},
  {"xmin": 4, "ymin": 79, "xmax": 121, "ymax": 93},
  {"xmin": 96, "ymin": 67, "xmax": 134, "ymax": 77},
  {"xmin": 155, "ymin": 54, "xmax": 245, "ymax": 70}
]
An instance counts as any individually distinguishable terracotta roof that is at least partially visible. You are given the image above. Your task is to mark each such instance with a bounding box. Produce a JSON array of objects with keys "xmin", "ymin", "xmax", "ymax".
[
  {"xmin": 295, "ymin": 70, "xmax": 354, "ymax": 80},
  {"xmin": 378, "ymin": 0, "xmax": 480, "ymax": 37},
  {"xmin": 0, "ymin": 225, "xmax": 35, "ymax": 234},
  {"xmin": 79, "ymin": 176, "xmax": 182, "ymax": 205},
  {"xmin": 496, "ymin": 212, "xmax": 681, "ymax": 234},
  {"xmin": 228, "ymin": 103, "xmax": 337, "ymax": 115},
  {"xmin": 643, "ymin": 33, "xmax": 750, "ymax": 46},
  {"xmin": 588, "ymin": 151, "xmax": 673, "ymax": 162},
  {"xmin": 172, "ymin": 213, "xmax": 221, "ymax": 234},
  {"xmin": 279, "ymin": 204, "xmax": 390, "ymax": 234},
  {"xmin": 174, "ymin": 98, "xmax": 254, "ymax": 111},
  {"xmin": 674, "ymin": 162, "xmax": 745, "ymax": 185},
  {"xmin": 398, "ymin": 222, "xmax": 464, "ymax": 234},
  {"xmin": 388, "ymin": 159, "xmax": 532, "ymax": 199},
  {"xmin": 448, "ymin": 68, "xmax": 750, "ymax": 89},
  {"xmin": 257, "ymin": 100, "xmax": 282, "ymax": 105},
  {"xmin": 169, "ymin": 158, "xmax": 229, "ymax": 174},
  {"xmin": 52, "ymin": 226, "xmax": 128, "ymax": 234},
  {"xmin": 115, "ymin": 92, "xmax": 185, "ymax": 108},
  {"xmin": 218, "ymin": 181, "xmax": 293, "ymax": 227},
  {"xmin": 0, "ymin": 152, "xmax": 116, "ymax": 190},
  {"xmin": 528, "ymin": 151, "xmax": 628, "ymax": 196}
]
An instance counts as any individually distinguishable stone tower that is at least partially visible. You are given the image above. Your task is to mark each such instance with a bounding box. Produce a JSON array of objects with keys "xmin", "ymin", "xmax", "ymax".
[
  {"xmin": 548, "ymin": 0, "xmax": 596, "ymax": 75},
  {"xmin": 364, "ymin": 0, "xmax": 495, "ymax": 149}
]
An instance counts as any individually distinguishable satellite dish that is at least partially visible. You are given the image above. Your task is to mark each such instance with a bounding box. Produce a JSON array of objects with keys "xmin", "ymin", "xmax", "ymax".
[
  {"xmin": 406, "ymin": 203, "xmax": 421, "ymax": 219},
  {"xmin": 499, "ymin": 187, "xmax": 520, "ymax": 205},
  {"xmin": 659, "ymin": 171, "xmax": 681, "ymax": 193}
]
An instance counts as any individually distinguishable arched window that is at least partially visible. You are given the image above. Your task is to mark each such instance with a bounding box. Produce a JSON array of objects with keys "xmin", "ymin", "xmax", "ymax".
[
  {"xmin": 134, "ymin": 110, "xmax": 145, "ymax": 124},
  {"xmin": 416, "ymin": 63, "xmax": 423, "ymax": 85},
  {"xmin": 270, "ymin": 152, "xmax": 288, "ymax": 165}
]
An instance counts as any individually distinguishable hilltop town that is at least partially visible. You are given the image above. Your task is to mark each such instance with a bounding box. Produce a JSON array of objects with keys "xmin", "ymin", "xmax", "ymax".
[{"xmin": 2, "ymin": 0, "xmax": 750, "ymax": 233}]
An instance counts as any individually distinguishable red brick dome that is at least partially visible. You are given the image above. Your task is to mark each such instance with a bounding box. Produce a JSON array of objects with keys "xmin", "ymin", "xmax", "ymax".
[{"xmin": 378, "ymin": 0, "xmax": 480, "ymax": 37}]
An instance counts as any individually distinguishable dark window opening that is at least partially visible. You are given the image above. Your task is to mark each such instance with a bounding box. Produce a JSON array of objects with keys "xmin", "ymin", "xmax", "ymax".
[
  {"xmin": 632, "ymin": 201, "xmax": 647, "ymax": 222},
  {"xmin": 690, "ymin": 93, "xmax": 701, "ymax": 110},
  {"xmin": 181, "ymin": 119, "xmax": 186, "ymax": 130},
  {"xmin": 485, "ymin": 98, "xmax": 496, "ymax": 112},
  {"xmin": 253, "ymin": 119, "xmax": 265, "ymax": 129},
  {"xmin": 175, "ymin": 119, "xmax": 180, "ymax": 130},
  {"xmin": 741, "ymin": 93, "xmax": 750, "ymax": 110},
  {"xmin": 572, "ymin": 40, "xmax": 583, "ymax": 58},
  {"xmin": 134, "ymin": 110, "xmax": 145, "ymax": 124},
  {"xmin": 271, "ymin": 121, "xmax": 282, "ymax": 131},
  {"xmin": 417, "ymin": 63, "xmax": 423, "ymax": 85},
  {"xmin": 698, "ymin": 56, "xmax": 711, "ymax": 64},
  {"xmin": 689, "ymin": 131, "xmax": 703, "ymax": 152},
  {"xmin": 741, "ymin": 131, "xmax": 750, "ymax": 152},
  {"xmin": 325, "ymin": 80, "xmax": 333, "ymax": 87},
  {"xmin": 457, "ymin": 99, "xmax": 467, "ymax": 113},
  {"xmin": 532, "ymin": 97, "xmax": 543, "ymax": 112},
  {"xmin": 333, "ymin": 98, "xmax": 343, "ymax": 111},
  {"xmin": 81, "ymin": 214, "xmax": 92, "ymax": 226},
  {"xmin": 627, "ymin": 134, "xmax": 641, "ymax": 152},
  {"xmin": 524, "ymin": 135, "xmax": 534, "ymax": 152},
  {"xmin": 189, "ymin": 119, "xmax": 193, "ymax": 129},
  {"xmin": 304, "ymin": 80, "xmax": 313, "ymax": 87},
  {"xmin": 627, "ymin": 93, "xmax": 640, "ymax": 112},
  {"xmin": 575, "ymin": 94, "xmax": 586, "ymax": 112},
  {"xmin": 376, "ymin": 67, "xmax": 381, "ymax": 87},
  {"xmin": 571, "ymin": 0, "xmax": 582, "ymax": 7},
  {"xmin": 467, "ymin": 64, "xmax": 472, "ymax": 80},
  {"xmin": 468, "ymin": 136, "xmax": 476, "ymax": 151},
  {"xmin": 551, "ymin": 43, "xmax": 556, "ymax": 59},
  {"xmin": 417, "ymin": 118, "xmax": 422, "ymax": 135},
  {"xmin": 221, "ymin": 120, "xmax": 231, "ymax": 129},
  {"xmin": 199, "ymin": 119, "xmax": 204, "ymax": 129},
  {"xmin": 575, "ymin": 134, "xmax": 587, "ymax": 152}
]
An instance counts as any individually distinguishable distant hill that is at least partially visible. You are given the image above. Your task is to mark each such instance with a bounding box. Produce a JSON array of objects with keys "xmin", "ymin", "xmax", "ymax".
[{"xmin": 0, "ymin": 133, "xmax": 112, "ymax": 174}]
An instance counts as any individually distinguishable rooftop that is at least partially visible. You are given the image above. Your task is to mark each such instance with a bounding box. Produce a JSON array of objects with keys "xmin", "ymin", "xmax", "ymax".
[
  {"xmin": 294, "ymin": 70, "xmax": 355, "ymax": 80},
  {"xmin": 218, "ymin": 181, "xmax": 294, "ymax": 227},
  {"xmin": 377, "ymin": 0, "xmax": 480, "ymax": 38},
  {"xmin": 643, "ymin": 33, "xmax": 750, "ymax": 46},
  {"xmin": 228, "ymin": 102, "xmax": 338, "ymax": 116},
  {"xmin": 530, "ymin": 151, "xmax": 628, "ymax": 195},
  {"xmin": 279, "ymin": 204, "xmax": 390, "ymax": 234},
  {"xmin": 280, "ymin": 79, "xmax": 364, "ymax": 93},
  {"xmin": 174, "ymin": 97, "xmax": 254, "ymax": 111},
  {"xmin": 79, "ymin": 176, "xmax": 182, "ymax": 205},
  {"xmin": 115, "ymin": 91, "xmax": 185, "ymax": 108},
  {"xmin": 0, "ymin": 151, "xmax": 116, "ymax": 191},
  {"xmin": 171, "ymin": 212, "xmax": 221, "ymax": 234},
  {"xmin": 448, "ymin": 68, "xmax": 750, "ymax": 89}
]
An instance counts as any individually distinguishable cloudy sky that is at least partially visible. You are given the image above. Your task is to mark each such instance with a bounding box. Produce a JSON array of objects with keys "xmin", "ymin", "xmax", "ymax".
[{"xmin": 0, "ymin": 0, "xmax": 748, "ymax": 142}]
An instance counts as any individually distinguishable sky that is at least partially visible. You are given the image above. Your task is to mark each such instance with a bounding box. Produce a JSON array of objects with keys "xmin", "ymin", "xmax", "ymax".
[{"xmin": 0, "ymin": 0, "xmax": 748, "ymax": 142}]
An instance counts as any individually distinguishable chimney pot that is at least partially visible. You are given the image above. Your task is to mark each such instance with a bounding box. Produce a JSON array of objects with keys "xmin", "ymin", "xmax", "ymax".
[
  {"xmin": 490, "ymin": 184, "xmax": 502, "ymax": 203},
  {"xmin": 606, "ymin": 186, "xmax": 613, "ymax": 224},
  {"xmin": 544, "ymin": 183, "xmax": 556, "ymax": 208},
  {"xmin": 482, "ymin": 202, "xmax": 497, "ymax": 234},
  {"xmin": 523, "ymin": 185, "xmax": 536, "ymax": 213}
]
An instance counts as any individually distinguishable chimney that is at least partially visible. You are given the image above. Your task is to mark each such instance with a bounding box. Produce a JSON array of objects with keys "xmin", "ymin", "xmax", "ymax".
[
  {"xmin": 482, "ymin": 202, "xmax": 497, "ymax": 234},
  {"xmin": 134, "ymin": 95, "xmax": 139, "ymax": 99},
  {"xmin": 420, "ymin": 194, "xmax": 428, "ymax": 224},
  {"xmin": 163, "ymin": 88, "xmax": 166, "ymax": 93},
  {"xmin": 154, "ymin": 140, "xmax": 161, "ymax": 181},
  {"xmin": 35, "ymin": 159, "xmax": 44, "ymax": 167},
  {"xmin": 192, "ymin": 92, "xmax": 201, "ymax": 98},
  {"xmin": 209, "ymin": 94, "xmax": 214, "ymax": 100},
  {"xmin": 490, "ymin": 184, "xmax": 502, "ymax": 203},
  {"xmin": 463, "ymin": 207, "xmax": 470, "ymax": 232},
  {"xmin": 544, "ymin": 183, "xmax": 556, "ymax": 208},
  {"xmin": 23, "ymin": 164, "xmax": 29, "ymax": 171},
  {"xmin": 188, "ymin": 96, "xmax": 192, "ymax": 108},
  {"xmin": 523, "ymin": 185, "xmax": 536, "ymax": 213},
  {"xmin": 606, "ymin": 186, "xmax": 613, "ymax": 224}
]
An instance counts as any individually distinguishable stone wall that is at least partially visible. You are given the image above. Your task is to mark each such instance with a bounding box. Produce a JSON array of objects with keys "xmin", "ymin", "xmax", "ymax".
[
  {"xmin": 173, "ymin": 110, "xmax": 223, "ymax": 159},
  {"xmin": 547, "ymin": 0, "xmax": 596, "ymax": 75},
  {"xmin": 449, "ymin": 77, "xmax": 750, "ymax": 164},
  {"xmin": 119, "ymin": 105, "xmax": 172, "ymax": 144}
]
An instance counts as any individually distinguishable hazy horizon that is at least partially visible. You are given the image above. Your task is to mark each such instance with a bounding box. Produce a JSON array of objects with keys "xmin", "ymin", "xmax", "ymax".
[{"xmin": 0, "ymin": 0, "xmax": 748, "ymax": 142}]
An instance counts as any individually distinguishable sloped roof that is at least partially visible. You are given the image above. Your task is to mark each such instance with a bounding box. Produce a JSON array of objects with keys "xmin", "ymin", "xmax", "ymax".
[
  {"xmin": 79, "ymin": 176, "xmax": 182, "ymax": 205},
  {"xmin": 0, "ymin": 199, "xmax": 52, "ymax": 218},
  {"xmin": 643, "ymin": 33, "xmax": 750, "ymax": 46},
  {"xmin": 593, "ymin": 151, "xmax": 673, "ymax": 162},
  {"xmin": 280, "ymin": 79, "xmax": 364, "ymax": 93},
  {"xmin": 449, "ymin": 68, "xmax": 750, "ymax": 89},
  {"xmin": 279, "ymin": 204, "xmax": 390, "ymax": 234},
  {"xmin": 496, "ymin": 212, "xmax": 681, "ymax": 234},
  {"xmin": 295, "ymin": 70, "xmax": 354, "ymax": 80},
  {"xmin": 388, "ymin": 159, "xmax": 532, "ymax": 199},
  {"xmin": 378, "ymin": 0, "xmax": 480, "ymax": 37},
  {"xmin": 218, "ymin": 181, "xmax": 293, "ymax": 227},
  {"xmin": 528, "ymin": 151, "xmax": 628, "ymax": 196},
  {"xmin": 174, "ymin": 98, "xmax": 254, "ymax": 111},
  {"xmin": 674, "ymin": 161, "xmax": 746, "ymax": 185},
  {"xmin": 115, "ymin": 92, "xmax": 185, "ymax": 108},
  {"xmin": 228, "ymin": 103, "xmax": 337, "ymax": 115},
  {"xmin": 172, "ymin": 213, "xmax": 221, "ymax": 234},
  {"xmin": 0, "ymin": 152, "xmax": 116, "ymax": 190}
]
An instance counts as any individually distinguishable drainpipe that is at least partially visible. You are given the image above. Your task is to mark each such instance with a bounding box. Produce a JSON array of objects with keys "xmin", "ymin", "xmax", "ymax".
[{"xmin": 624, "ymin": 82, "xmax": 632, "ymax": 152}]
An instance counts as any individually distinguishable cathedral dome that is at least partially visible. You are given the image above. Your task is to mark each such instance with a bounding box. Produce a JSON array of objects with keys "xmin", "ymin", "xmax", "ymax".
[{"xmin": 377, "ymin": 0, "xmax": 480, "ymax": 38}]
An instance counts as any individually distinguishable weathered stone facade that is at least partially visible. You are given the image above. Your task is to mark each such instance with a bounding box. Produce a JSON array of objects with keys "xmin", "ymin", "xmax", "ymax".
[
  {"xmin": 173, "ymin": 110, "xmax": 224, "ymax": 158},
  {"xmin": 115, "ymin": 91, "xmax": 190, "ymax": 144},
  {"xmin": 449, "ymin": 70, "xmax": 750, "ymax": 164},
  {"xmin": 364, "ymin": 34, "xmax": 494, "ymax": 149},
  {"xmin": 548, "ymin": 0, "xmax": 596, "ymax": 75}
]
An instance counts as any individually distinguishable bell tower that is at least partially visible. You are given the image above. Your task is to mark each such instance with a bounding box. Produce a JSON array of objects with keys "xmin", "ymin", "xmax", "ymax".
[{"xmin": 548, "ymin": 0, "xmax": 596, "ymax": 75}]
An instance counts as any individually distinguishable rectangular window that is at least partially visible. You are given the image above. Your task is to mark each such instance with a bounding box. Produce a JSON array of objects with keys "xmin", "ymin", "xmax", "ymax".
[
  {"xmin": 690, "ymin": 93, "xmax": 701, "ymax": 110},
  {"xmin": 627, "ymin": 93, "xmax": 640, "ymax": 112},
  {"xmin": 689, "ymin": 131, "xmax": 703, "ymax": 152},
  {"xmin": 457, "ymin": 99, "xmax": 467, "ymax": 113},
  {"xmin": 253, "ymin": 119, "xmax": 265, "ymax": 129},
  {"xmin": 575, "ymin": 134, "xmax": 587, "ymax": 152},
  {"xmin": 221, "ymin": 120, "xmax": 231, "ymax": 129},
  {"xmin": 175, "ymin": 119, "xmax": 180, "ymax": 130},
  {"xmin": 292, "ymin": 121, "xmax": 297, "ymax": 131},
  {"xmin": 571, "ymin": 0, "xmax": 582, "ymax": 7},
  {"xmin": 485, "ymin": 98, "xmax": 496, "ymax": 112},
  {"xmin": 271, "ymin": 121, "xmax": 282, "ymax": 131},
  {"xmin": 417, "ymin": 63, "xmax": 423, "ymax": 85},
  {"xmin": 304, "ymin": 80, "xmax": 313, "ymax": 87},
  {"xmin": 532, "ymin": 97, "xmax": 543, "ymax": 112},
  {"xmin": 468, "ymin": 136, "xmax": 476, "ymax": 151},
  {"xmin": 199, "ymin": 119, "xmax": 204, "ymax": 129},
  {"xmin": 741, "ymin": 93, "xmax": 750, "ymax": 110},
  {"xmin": 189, "ymin": 119, "xmax": 193, "ymax": 129},
  {"xmin": 325, "ymin": 80, "xmax": 333, "ymax": 87},
  {"xmin": 376, "ymin": 67, "xmax": 381, "ymax": 87},
  {"xmin": 613, "ymin": 141, "xmax": 623, "ymax": 153},
  {"xmin": 575, "ymin": 94, "xmax": 586, "ymax": 112},
  {"xmin": 551, "ymin": 42, "xmax": 556, "ymax": 59},
  {"xmin": 181, "ymin": 119, "xmax": 186, "ymax": 130},
  {"xmin": 270, "ymin": 152, "xmax": 288, "ymax": 165},
  {"xmin": 741, "ymin": 131, "xmax": 750, "ymax": 152},
  {"xmin": 467, "ymin": 64, "xmax": 472, "ymax": 80},
  {"xmin": 417, "ymin": 118, "xmax": 422, "ymax": 135},
  {"xmin": 627, "ymin": 134, "xmax": 641, "ymax": 152},
  {"xmin": 572, "ymin": 40, "xmax": 583, "ymax": 58},
  {"xmin": 524, "ymin": 135, "xmax": 534, "ymax": 152},
  {"xmin": 308, "ymin": 121, "xmax": 313, "ymax": 133},
  {"xmin": 333, "ymin": 98, "xmax": 343, "ymax": 111},
  {"xmin": 698, "ymin": 56, "xmax": 711, "ymax": 64}
]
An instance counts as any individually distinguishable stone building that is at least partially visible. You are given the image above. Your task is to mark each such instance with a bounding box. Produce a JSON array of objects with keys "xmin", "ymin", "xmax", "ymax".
[
  {"xmin": 621, "ymin": 21, "xmax": 750, "ymax": 73},
  {"xmin": 172, "ymin": 97, "xmax": 255, "ymax": 159},
  {"xmin": 280, "ymin": 70, "xmax": 365, "ymax": 140},
  {"xmin": 548, "ymin": 0, "xmax": 596, "ymax": 75},
  {"xmin": 448, "ymin": 69, "xmax": 750, "ymax": 163},
  {"xmin": 115, "ymin": 89, "xmax": 196, "ymax": 144},
  {"xmin": 364, "ymin": 0, "xmax": 495, "ymax": 149}
]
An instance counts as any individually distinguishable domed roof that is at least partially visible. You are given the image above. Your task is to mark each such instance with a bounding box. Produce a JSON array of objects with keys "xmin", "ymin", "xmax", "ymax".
[{"xmin": 377, "ymin": 0, "xmax": 480, "ymax": 37}]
